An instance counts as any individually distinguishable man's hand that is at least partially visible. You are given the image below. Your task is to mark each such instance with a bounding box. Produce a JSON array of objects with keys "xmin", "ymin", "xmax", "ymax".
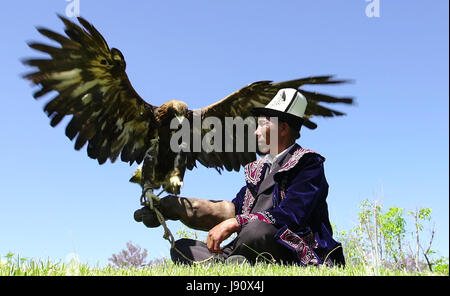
[
  {"xmin": 206, "ymin": 218, "xmax": 240, "ymax": 253},
  {"xmin": 134, "ymin": 207, "xmax": 161, "ymax": 228}
]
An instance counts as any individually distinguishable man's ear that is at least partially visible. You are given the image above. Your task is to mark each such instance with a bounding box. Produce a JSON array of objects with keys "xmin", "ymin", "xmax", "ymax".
[{"xmin": 279, "ymin": 121, "xmax": 290, "ymax": 136}]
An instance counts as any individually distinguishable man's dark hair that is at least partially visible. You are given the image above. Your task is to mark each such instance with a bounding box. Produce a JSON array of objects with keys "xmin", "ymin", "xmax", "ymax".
[{"xmin": 280, "ymin": 118, "xmax": 301, "ymax": 140}]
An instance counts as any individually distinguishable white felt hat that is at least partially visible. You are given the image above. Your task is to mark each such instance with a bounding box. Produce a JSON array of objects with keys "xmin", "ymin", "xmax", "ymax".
[{"xmin": 252, "ymin": 88, "xmax": 308, "ymax": 129}]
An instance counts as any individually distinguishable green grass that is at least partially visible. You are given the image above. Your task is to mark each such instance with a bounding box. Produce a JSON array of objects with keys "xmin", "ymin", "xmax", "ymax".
[{"xmin": 1, "ymin": 257, "xmax": 447, "ymax": 276}]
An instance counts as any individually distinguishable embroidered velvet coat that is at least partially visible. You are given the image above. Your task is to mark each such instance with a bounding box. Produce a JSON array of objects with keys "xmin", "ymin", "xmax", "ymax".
[{"xmin": 231, "ymin": 143, "xmax": 344, "ymax": 266}]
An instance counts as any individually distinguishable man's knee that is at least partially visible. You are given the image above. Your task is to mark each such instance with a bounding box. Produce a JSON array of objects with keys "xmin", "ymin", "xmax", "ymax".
[
  {"xmin": 170, "ymin": 238, "xmax": 220, "ymax": 265},
  {"xmin": 170, "ymin": 238, "xmax": 197, "ymax": 264},
  {"xmin": 236, "ymin": 220, "xmax": 278, "ymax": 248},
  {"xmin": 232, "ymin": 220, "xmax": 295, "ymax": 264}
]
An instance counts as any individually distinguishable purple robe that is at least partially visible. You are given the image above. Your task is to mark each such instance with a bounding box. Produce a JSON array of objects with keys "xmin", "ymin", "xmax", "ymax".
[{"xmin": 231, "ymin": 143, "xmax": 344, "ymax": 266}]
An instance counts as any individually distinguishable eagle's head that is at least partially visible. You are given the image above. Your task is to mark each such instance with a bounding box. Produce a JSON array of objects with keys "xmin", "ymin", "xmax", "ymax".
[{"xmin": 156, "ymin": 100, "xmax": 188, "ymax": 125}]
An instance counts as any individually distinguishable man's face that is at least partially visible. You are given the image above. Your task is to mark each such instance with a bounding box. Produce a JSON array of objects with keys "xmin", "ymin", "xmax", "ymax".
[{"xmin": 254, "ymin": 116, "xmax": 279, "ymax": 155}]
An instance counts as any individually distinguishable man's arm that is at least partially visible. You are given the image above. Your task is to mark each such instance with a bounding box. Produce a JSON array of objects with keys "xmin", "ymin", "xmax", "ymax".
[
  {"xmin": 135, "ymin": 185, "xmax": 248, "ymax": 231},
  {"xmin": 135, "ymin": 195, "xmax": 235, "ymax": 232},
  {"xmin": 159, "ymin": 196, "xmax": 236, "ymax": 231},
  {"xmin": 134, "ymin": 186, "xmax": 247, "ymax": 252}
]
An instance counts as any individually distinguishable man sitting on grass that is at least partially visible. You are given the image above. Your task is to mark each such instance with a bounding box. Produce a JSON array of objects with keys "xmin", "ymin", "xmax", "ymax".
[{"xmin": 134, "ymin": 89, "xmax": 345, "ymax": 267}]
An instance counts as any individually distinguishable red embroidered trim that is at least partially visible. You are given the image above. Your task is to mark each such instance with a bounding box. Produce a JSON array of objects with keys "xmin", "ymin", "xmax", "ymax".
[
  {"xmin": 278, "ymin": 148, "xmax": 323, "ymax": 173},
  {"xmin": 241, "ymin": 188, "xmax": 255, "ymax": 215},
  {"xmin": 279, "ymin": 228, "xmax": 320, "ymax": 266},
  {"xmin": 236, "ymin": 211, "xmax": 275, "ymax": 227},
  {"xmin": 244, "ymin": 158, "xmax": 266, "ymax": 185}
]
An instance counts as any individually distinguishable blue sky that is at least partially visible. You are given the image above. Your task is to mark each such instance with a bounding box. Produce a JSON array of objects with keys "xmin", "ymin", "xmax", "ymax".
[{"xmin": 0, "ymin": 0, "xmax": 448, "ymax": 266}]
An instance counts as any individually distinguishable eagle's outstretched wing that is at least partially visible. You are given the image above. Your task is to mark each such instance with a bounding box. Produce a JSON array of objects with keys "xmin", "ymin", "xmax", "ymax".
[
  {"xmin": 23, "ymin": 15, "xmax": 158, "ymax": 165},
  {"xmin": 188, "ymin": 77, "xmax": 353, "ymax": 172},
  {"xmin": 200, "ymin": 76, "xmax": 353, "ymax": 129}
]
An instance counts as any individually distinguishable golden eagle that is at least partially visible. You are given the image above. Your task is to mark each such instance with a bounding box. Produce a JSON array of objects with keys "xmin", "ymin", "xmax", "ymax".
[{"xmin": 23, "ymin": 16, "xmax": 353, "ymax": 196}]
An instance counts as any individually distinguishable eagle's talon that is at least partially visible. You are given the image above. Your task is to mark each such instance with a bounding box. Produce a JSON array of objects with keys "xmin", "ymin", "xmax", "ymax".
[
  {"xmin": 167, "ymin": 175, "xmax": 183, "ymax": 195},
  {"xmin": 169, "ymin": 176, "xmax": 183, "ymax": 187}
]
